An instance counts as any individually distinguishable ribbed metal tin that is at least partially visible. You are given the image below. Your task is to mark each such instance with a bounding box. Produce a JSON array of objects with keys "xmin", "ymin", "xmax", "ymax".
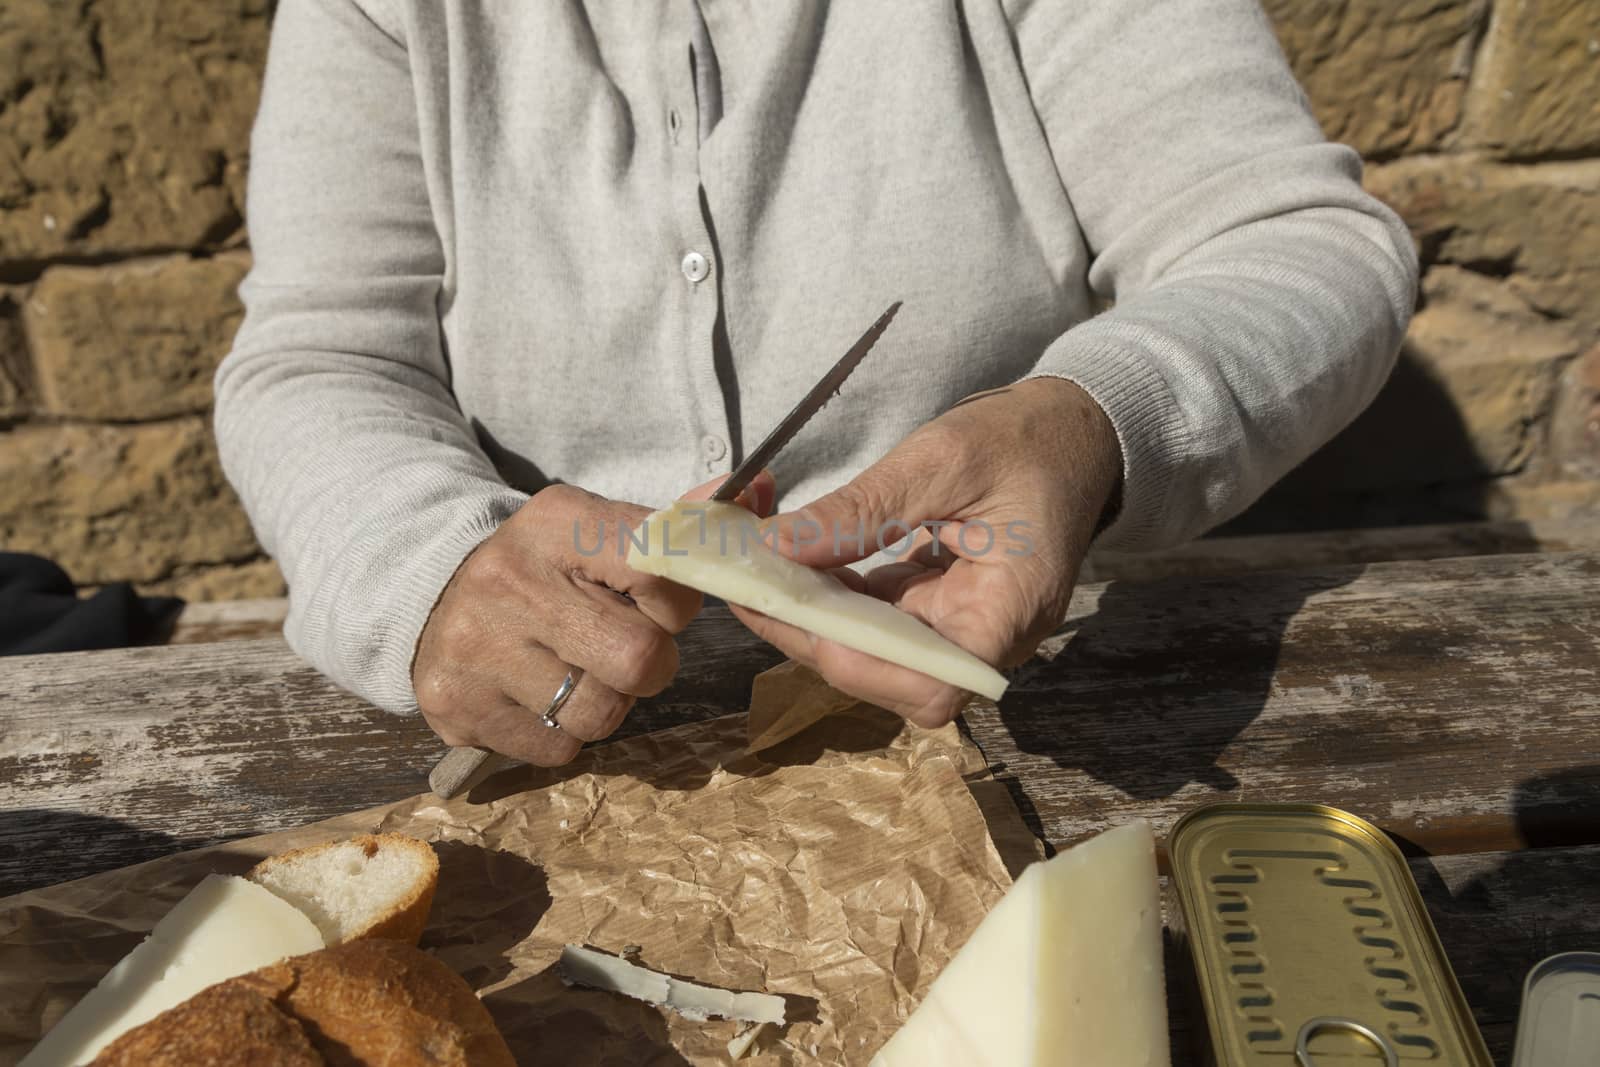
[
  {"xmin": 1512, "ymin": 951, "xmax": 1600, "ymax": 1067},
  {"xmin": 1167, "ymin": 803, "xmax": 1492, "ymax": 1065}
]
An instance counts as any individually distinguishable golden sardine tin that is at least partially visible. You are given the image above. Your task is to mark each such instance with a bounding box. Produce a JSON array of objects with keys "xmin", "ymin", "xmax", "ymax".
[{"xmin": 1167, "ymin": 803, "xmax": 1492, "ymax": 1065}]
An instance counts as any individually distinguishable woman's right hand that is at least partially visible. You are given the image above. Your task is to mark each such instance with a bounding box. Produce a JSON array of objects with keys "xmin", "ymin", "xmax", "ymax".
[{"xmin": 411, "ymin": 473, "xmax": 774, "ymax": 765}]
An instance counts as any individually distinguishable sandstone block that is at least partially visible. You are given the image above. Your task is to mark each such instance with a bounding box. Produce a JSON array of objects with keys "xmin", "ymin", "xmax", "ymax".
[
  {"xmin": 0, "ymin": 364, "xmax": 23, "ymax": 420},
  {"xmin": 0, "ymin": 417, "xmax": 261, "ymax": 585},
  {"xmin": 1405, "ymin": 267, "xmax": 1578, "ymax": 474},
  {"xmin": 1366, "ymin": 157, "xmax": 1600, "ymax": 333},
  {"xmin": 24, "ymin": 254, "xmax": 249, "ymax": 420},
  {"xmin": 1261, "ymin": 0, "xmax": 1485, "ymax": 156},
  {"xmin": 1463, "ymin": 0, "xmax": 1600, "ymax": 157},
  {"xmin": 1470, "ymin": 478, "xmax": 1600, "ymax": 523},
  {"xmin": 0, "ymin": 0, "xmax": 270, "ymax": 263},
  {"xmin": 141, "ymin": 557, "xmax": 287, "ymax": 601},
  {"xmin": 1547, "ymin": 342, "xmax": 1600, "ymax": 482},
  {"xmin": 0, "ymin": 289, "xmax": 28, "ymax": 419}
]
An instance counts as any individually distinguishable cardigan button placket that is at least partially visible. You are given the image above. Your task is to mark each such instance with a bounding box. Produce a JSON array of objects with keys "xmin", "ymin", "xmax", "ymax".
[{"xmin": 667, "ymin": 0, "xmax": 734, "ymax": 483}]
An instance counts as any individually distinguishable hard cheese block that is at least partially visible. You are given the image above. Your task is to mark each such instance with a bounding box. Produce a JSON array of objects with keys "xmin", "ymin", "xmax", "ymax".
[
  {"xmin": 22, "ymin": 874, "xmax": 324, "ymax": 1067},
  {"xmin": 627, "ymin": 501, "xmax": 1008, "ymax": 701},
  {"xmin": 871, "ymin": 820, "xmax": 1169, "ymax": 1066}
]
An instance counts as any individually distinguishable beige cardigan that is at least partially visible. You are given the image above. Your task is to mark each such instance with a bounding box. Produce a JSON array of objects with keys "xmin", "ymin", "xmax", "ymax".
[{"xmin": 216, "ymin": 0, "xmax": 1417, "ymax": 714}]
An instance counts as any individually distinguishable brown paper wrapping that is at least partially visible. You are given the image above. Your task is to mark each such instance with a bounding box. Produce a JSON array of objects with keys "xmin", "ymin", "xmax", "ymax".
[
  {"xmin": 746, "ymin": 660, "xmax": 861, "ymax": 754},
  {"xmin": 0, "ymin": 700, "xmax": 1031, "ymax": 1066}
]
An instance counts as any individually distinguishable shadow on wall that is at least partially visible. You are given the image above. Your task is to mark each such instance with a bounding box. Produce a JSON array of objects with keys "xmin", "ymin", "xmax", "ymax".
[{"xmin": 1217, "ymin": 338, "xmax": 1537, "ymax": 538}]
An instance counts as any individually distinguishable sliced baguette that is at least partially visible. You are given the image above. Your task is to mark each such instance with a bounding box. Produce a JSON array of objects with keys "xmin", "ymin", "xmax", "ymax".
[
  {"xmin": 87, "ymin": 981, "xmax": 324, "ymax": 1067},
  {"xmin": 247, "ymin": 832, "xmax": 438, "ymax": 946},
  {"xmin": 91, "ymin": 940, "xmax": 515, "ymax": 1067},
  {"xmin": 19, "ymin": 875, "xmax": 325, "ymax": 1067}
]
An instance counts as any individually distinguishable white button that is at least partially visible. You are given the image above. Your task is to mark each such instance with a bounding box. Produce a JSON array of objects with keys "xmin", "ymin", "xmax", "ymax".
[
  {"xmin": 681, "ymin": 251, "xmax": 710, "ymax": 283},
  {"xmin": 701, "ymin": 435, "xmax": 727, "ymax": 460},
  {"xmin": 668, "ymin": 108, "xmax": 681, "ymax": 142}
]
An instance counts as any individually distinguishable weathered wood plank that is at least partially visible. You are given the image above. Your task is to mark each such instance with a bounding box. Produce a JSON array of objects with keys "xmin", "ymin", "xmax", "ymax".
[
  {"xmin": 7, "ymin": 548, "xmax": 1600, "ymax": 1067},
  {"xmin": 166, "ymin": 597, "xmax": 288, "ymax": 644},
  {"xmin": 158, "ymin": 519, "xmax": 1600, "ymax": 647},
  {"xmin": 1085, "ymin": 516, "xmax": 1600, "ymax": 583},
  {"xmin": 3, "ymin": 552, "xmax": 1598, "ymax": 899},
  {"xmin": 0, "ymin": 610, "xmax": 783, "ymax": 895},
  {"xmin": 1422, "ymin": 844, "xmax": 1600, "ymax": 1050},
  {"xmin": 965, "ymin": 551, "xmax": 1600, "ymax": 857}
]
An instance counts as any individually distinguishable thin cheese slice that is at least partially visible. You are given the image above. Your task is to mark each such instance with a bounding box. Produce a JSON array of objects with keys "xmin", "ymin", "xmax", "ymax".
[
  {"xmin": 22, "ymin": 874, "xmax": 325, "ymax": 1067},
  {"xmin": 627, "ymin": 501, "xmax": 1008, "ymax": 701},
  {"xmin": 558, "ymin": 944, "xmax": 786, "ymax": 1025},
  {"xmin": 871, "ymin": 821, "xmax": 1169, "ymax": 1067}
]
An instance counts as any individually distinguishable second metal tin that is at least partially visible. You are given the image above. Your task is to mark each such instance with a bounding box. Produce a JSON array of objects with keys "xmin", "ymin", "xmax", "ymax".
[
  {"xmin": 1167, "ymin": 803, "xmax": 1492, "ymax": 1065},
  {"xmin": 1512, "ymin": 951, "xmax": 1600, "ymax": 1067}
]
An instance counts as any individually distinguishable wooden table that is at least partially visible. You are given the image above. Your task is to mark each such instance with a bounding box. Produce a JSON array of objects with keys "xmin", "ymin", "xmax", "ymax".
[{"xmin": 5, "ymin": 551, "xmax": 1599, "ymax": 1062}]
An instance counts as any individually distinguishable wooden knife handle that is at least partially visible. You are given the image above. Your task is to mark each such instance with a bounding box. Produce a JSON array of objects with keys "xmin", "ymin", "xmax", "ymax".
[{"xmin": 428, "ymin": 745, "xmax": 512, "ymax": 799}]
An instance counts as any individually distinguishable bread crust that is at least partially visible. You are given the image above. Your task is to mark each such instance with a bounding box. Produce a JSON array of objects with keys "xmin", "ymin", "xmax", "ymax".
[
  {"xmin": 247, "ymin": 832, "xmax": 439, "ymax": 945},
  {"xmin": 91, "ymin": 941, "xmax": 514, "ymax": 1067},
  {"xmin": 90, "ymin": 981, "xmax": 323, "ymax": 1066}
]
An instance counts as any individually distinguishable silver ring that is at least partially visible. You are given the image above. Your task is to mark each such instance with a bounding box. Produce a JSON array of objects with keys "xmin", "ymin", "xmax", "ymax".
[
  {"xmin": 1295, "ymin": 1017, "xmax": 1398, "ymax": 1067},
  {"xmin": 539, "ymin": 670, "xmax": 582, "ymax": 731}
]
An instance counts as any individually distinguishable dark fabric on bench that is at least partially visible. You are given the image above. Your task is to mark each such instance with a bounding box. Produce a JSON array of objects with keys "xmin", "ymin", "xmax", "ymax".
[{"xmin": 0, "ymin": 553, "xmax": 183, "ymax": 656}]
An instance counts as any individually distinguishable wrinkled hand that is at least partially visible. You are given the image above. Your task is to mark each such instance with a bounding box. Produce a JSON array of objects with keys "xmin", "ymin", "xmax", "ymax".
[
  {"xmin": 413, "ymin": 473, "xmax": 775, "ymax": 765},
  {"xmin": 738, "ymin": 377, "xmax": 1121, "ymax": 727}
]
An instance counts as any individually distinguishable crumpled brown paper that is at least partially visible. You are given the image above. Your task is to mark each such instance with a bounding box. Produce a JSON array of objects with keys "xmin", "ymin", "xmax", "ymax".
[
  {"xmin": 746, "ymin": 660, "xmax": 863, "ymax": 754},
  {"xmin": 0, "ymin": 700, "xmax": 1031, "ymax": 1066}
]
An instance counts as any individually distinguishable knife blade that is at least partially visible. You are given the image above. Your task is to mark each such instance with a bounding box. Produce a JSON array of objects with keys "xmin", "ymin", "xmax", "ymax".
[
  {"xmin": 427, "ymin": 301, "xmax": 902, "ymax": 799},
  {"xmin": 711, "ymin": 300, "xmax": 901, "ymax": 503}
]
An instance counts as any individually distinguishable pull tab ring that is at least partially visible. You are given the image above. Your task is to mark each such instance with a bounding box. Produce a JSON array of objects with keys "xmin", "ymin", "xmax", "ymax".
[{"xmin": 1295, "ymin": 1017, "xmax": 1400, "ymax": 1067}]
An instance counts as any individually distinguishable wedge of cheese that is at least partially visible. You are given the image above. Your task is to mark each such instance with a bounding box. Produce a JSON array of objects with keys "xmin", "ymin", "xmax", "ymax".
[
  {"xmin": 21, "ymin": 875, "xmax": 325, "ymax": 1067},
  {"xmin": 627, "ymin": 501, "xmax": 1008, "ymax": 701},
  {"xmin": 871, "ymin": 820, "xmax": 1169, "ymax": 1067}
]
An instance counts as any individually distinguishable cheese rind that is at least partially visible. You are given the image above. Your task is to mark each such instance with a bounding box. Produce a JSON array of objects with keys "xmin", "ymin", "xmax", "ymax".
[
  {"xmin": 871, "ymin": 821, "xmax": 1170, "ymax": 1067},
  {"xmin": 558, "ymin": 944, "xmax": 786, "ymax": 1024},
  {"xmin": 21, "ymin": 874, "xmax": 325, "ymax": 1067},
  {"xmin": 627, "ymin": 501, "xmax": 1009, "ymax": 701}
]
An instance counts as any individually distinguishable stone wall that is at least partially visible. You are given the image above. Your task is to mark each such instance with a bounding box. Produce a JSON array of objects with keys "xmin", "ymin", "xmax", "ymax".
[
  {"xmin": 0, "ymin": 0, "xmax": 282, "ymax": 599},
  {"xmin": 0, "ymin": 0, "xmax": 1596, "ymax": 600},
  {"xmin": 1233, "ymin": 0, "xmax": 1600, "ymax": 533}
]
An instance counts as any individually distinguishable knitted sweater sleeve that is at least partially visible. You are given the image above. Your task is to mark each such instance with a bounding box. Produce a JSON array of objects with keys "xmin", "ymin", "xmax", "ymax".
[
  {"xmin": 1006, "ymin": 0, "xmax": 1419, "ymax": 548},
  {"xmin": 214, "ymin": 0, "xmax": 526, "ymax": 714}
]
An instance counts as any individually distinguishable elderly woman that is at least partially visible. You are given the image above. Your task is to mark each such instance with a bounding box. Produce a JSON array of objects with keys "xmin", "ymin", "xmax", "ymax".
[{"xmin": 216, "ymin": 0, "xmax": 1416, "ymax": 767}]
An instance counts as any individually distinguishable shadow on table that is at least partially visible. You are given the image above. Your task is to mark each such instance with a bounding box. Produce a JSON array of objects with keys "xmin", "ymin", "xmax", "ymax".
[
  {"xmin": 465, "ymin": 703, "xmax": 913, "ymax": 806},
  {"xmin": 1402, "ymin": 767, "xmax": 1600, "ymax": 1056},
  {"xmin": 421, "ymin": 840, "xmax": 552, "ymax": 991},
  {"xmin": 0, "ymin": 809, "xmax": 183, "ymax": 898},
  {"xmin": 998, "ymin": 567, "xmax": 1361, "ymax": 801},
  {"xmin": 1507, "ymin": 766, "xmax": 1600, "ymax": 851},
  {"xmin": 484, "ymin": 960, "xmax": 694, "ymax": 1066},
  {"xmin": 413, "ymin": 841, "xmax": 682, "ymax": 1064}
]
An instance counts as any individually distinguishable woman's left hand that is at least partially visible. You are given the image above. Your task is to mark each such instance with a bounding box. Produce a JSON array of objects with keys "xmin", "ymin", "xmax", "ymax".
[{"xmin": 737, "ymin": 377, "xmax": 1123, "ymax": 727}]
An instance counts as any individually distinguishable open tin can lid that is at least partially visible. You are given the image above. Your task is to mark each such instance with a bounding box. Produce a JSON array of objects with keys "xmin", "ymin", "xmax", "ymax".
[
  {"xmin": 1512, "ymin": 951, "xmax": 1600, "ymax": 1067},
  {"xmin": 1167, "ymin": 803, "xmax": 1492, "ymax": 1065}
]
